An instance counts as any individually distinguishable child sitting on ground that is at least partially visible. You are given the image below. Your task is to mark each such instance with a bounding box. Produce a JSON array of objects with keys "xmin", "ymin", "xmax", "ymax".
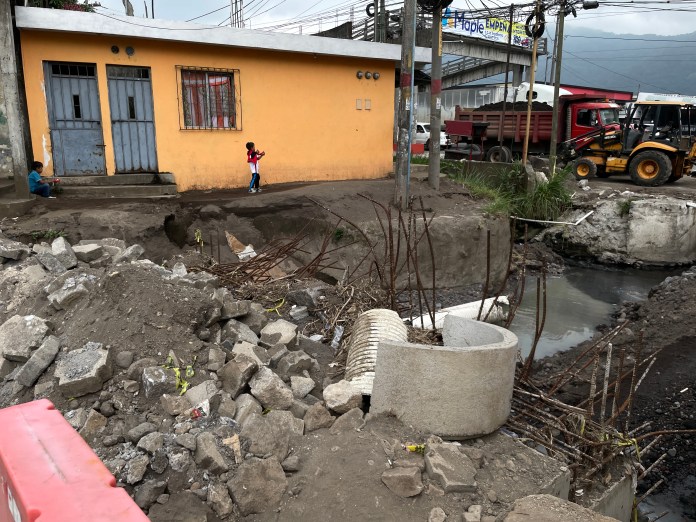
[
  {"xmin": 27, "ymin": 161, "xmax": 57, "ymax": 199},
  {"xmin": 246, "ymin": 142, "xmax": 265, "ymax": 193}
]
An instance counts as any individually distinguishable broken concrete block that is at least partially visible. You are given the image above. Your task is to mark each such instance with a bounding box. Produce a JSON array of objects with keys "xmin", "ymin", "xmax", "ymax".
[
  {"xmin": 113, "ymin": 244, "xmax": 145, "ymax": 264},
  {"xmin": 239, "ymin": 304, "xmax": 269, "ymax": 335},
  {"xmin": 240, "ymin": 412, "xmax": 293, "ymax": 461},
  {"xmin": 0, "ymin": 358, "xmax": 18, "ymax": 381},
  {"xmin": 303, "ymin": 403, "xmax": 334, "ymax": 432},
  {"xmin": 137, "ymin": 432, "xmax": 165, "ymax": 455},
  {"xmin": 381, "ymin": 466, "xmax": 423, "ymax": 498},
  {"xmin": 207, "ymin": 481, "xmax": 234, "ymax": 518},
  {"xmin": 218, "ymin": 355, "xmax": 258, "ymax": 398},
  {"xmin": 218, "ymin": 395, "xmax": 236, "ymax": 418},
  {"xmin": 160, "ymin": 394, "xmax": 190, "ymax": 416},
  {"xmin": 276, "ymin": 351, "xmax": 315, "ymax": 381},
  {"xmin": 249, "ymin": 367, "xmax": 293, "ymax": 410},
  {"xmin": 267, "ymin": 344, "xmax": 288, "ymax": 368},
  {"xmin": 463, "ymin": 505, "xmax": 482, "ymax": 522},
  {"xmin": 72, "ymin": 243, "xmax": 104, "ymax": 262},
  {"xmin": 229, "ymin": 341, "xmax": 267, "ymax": 367},
  {"xmin": 0, "ymin": 237, "xmax": 31, "ymax": 260},
  {"xmin": 425, "ymin": 443, "xmax": 478, "ymax": 493},
  {"xmin": 194, "ymin": 432, "xmax": 228, "ymax": 474},
  {"xmin": 78, "ymin": 409, "xmax": 108, "ymax": 442},
  {"xmin": 227, "ymin": 457, "xmax": 287, "ymax": 516},
  {"xmin": 287, "ymin": 285, "xmax": 327, "ymax": 309},
  {"xmin": 89, "ymin": 254, "xmax": 112, "ymax": 268},
  {"xmin": 234, "ymin": 393, "xmax": 262, "ymax": 427},
  {"xmin": 127, "ymin": 422, "xmax": 157, "ymax": 443},
  {"xmin": 429, "ymin": 507, "xmax": 447, "ymax": 522},
  {"xmin": 329, "ymin": 407, "xmax": 364, "ymax": 435},
  {"xmin": 0, "ymin": 315, "xmax": 50, "ymax": 362},
  {"xmin": 289, "ymin": 306, "xmax": 308, "ymax": 321},
  {"xmin": 207, "ymin": 347, "xmax": 226, "ymax": 372},
  {"xmin": 293, "ymin": 333, "xmax": 324, "ymax": 353},
  {"xmin": 323, "ymin": 380, "xmax": 362, "ymax": 414},
  {"xmin": 36, "ymin": 252, "xmax": 67, "ymax": 275},
  {"xmin": 135, "ymin": 479, "xmax": 167, "ymax": 510},
  {"xmin": 55, "ymin": 342, "xmax": 112, "ymax": 398},
  {"xmin": 142, "ymin": 366, "xmax": 177, "ymax": 398},
  {"xmin": 51, "ymin": 236, "xmax": 78, "ymax": 269},
  {"xmin": 290, "ymin": 399, "xmax": 310, "ymax": 420},
  {"xmin": 64, "ymin": 408, "xmax": 89, "ymax": 430},
  {"xmin": 290, "ymin": 375, "xmax": 315, "ymax": 399},
  {"xmin": 185, "ymin": 379, "xmax": 219, "ymax": 408},
  {"xmin": 126, "ymin": 454, "xmax": 150, "ymax": 485},
  {"xmin": 48, "ymin": 282, "xmax": 89, "ymax": 310},
  {"xmin": 220, "ymin": 297, "xmax": 251, "ymax": 320},
  {"xmin": 260, "ymin": 319, "xmax": 297, "ymax": 346},
  {"xmin": 172, "ymin": 262, "xmax": 187, "ymax": 277},
  {"xmin": 221, "ymin": 320, "xmax": 259, "ymax": 346},
  {"xmin": 15, "ymin": 335, "xmax": 60, "ymax": 387}
]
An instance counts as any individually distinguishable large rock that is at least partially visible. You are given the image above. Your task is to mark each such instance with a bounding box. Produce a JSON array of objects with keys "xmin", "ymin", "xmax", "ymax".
[
  {"xmin": 142, "ymin": 366, "xmax": 177, "ymax": 398},
  {"xmin": 323, "ymin": 380, "xmax": 362, "ymax": 414},
  {"xmin": 36, "ymin": 252, "xmax": 67, "ymax": 275},
  {"xmin": 207, "ymin": 482, "xmax": 234, "ymax": 517},
  {"xmin": 137, "ymin": 432, "xmax": 165, "ymax": 455},
  {"xmin": 51, "ymin": 237, "xmax": 78, "ymax": 269},
  {"xmin": 148, "ymin": 492, "xmax": 213, "ymax": 522},
  {"xmin": 134, "ymin": 479, "xmax": 167, "ymax": 509},
  {"xmin": 240, "ymin": 412, "xmax": 295, "ymax": 461},
  {"xmin": 72, "ymin": 243, "xmax": 104, "ymax": 262},
  {"xmin": 221, "ymin": 319, "xmax": 259, "ymax": 346},
  {"xmin": 160, "ymin": 394, "xmax": 190, "ymax": 416},
  {"xmin": 425, "ymin": 443, "xmax": 478, "ymax": 493},
  {"xmin": 227, "ymin": 457, "xmax": 287, "ymax": 516},
  {"xmin": 0, "ymin": 237, "xmax": 31, "ymax": 260},
  {"xmin": 290, "ymin": 375, "xmax": 315, "ymax": 399},
  {"xmin": 329, "ymin": 407, "xmax": 364, "ymax": 435},
  {"xmin": 127, "ymin": 422, "xmax": 157, "ymax": 443},
  {"xmin": 218, "ymin": 355, "xmax": 258, "ymax": 397},
  {"xmin": 220, "ymin": 296, "xmax": 251, "ymax": 320},
  {"xmin": 14, "ymin": 335, "xmax": 60, "ymax": 387},
  {"xmin": 275, "ymin": 351, "xmax": 315, "ymax": 381},
  {"xmin": 503, "ymin": 494, "xmax": 621, "ymax": 522},
  {"xmin": 48, "ymin": 281, "xmax": 89, "ymax": 310},
  {"xmin": 249, "ymin": 367, "xmax": 293, "ymax": 410},
  {"xmin": 229, "ymin": 341, "xmax": 268, "ymax": 367},
  {"xmin": 234, "ymin": 393, "xmax": 262, "ymax": 427},
  {"xmin": 194, "ymin": 432, "xmax": 228, "ymax": 474},
  {"xmin": 381, "ymin": 466, "xmax": 424, "ymax": 498},
  {"xmin": 78, "ymin": 409, "xmax": 107, "ymax": 442},
  {"xmin": 184, "ymin": 379, "xmax": 218, "ymax": 408},
  {"xmin": 260, "ymin": 319, "xmax": 297, "ymax": 346},
  {"xmin": 0, "ymin": 315, "xmax": 50, "ymax": 362},
  {"xmin": 239, "ymin": 304, "xmax": 269, "ymax": 334},
  {"xmin": 126, "ymin": 454, "xmax": 150, "ymax": 485},
  {"xmin": 55, "ymin": 342, "xmax": 112, "ymax": 397},
  {"xmin": 303, "ymin": 403, "xmax": 334, "ymax": 432},
  {"xmin": 113, "ymin": 244, "xmax": 145, "ymax": 264}
]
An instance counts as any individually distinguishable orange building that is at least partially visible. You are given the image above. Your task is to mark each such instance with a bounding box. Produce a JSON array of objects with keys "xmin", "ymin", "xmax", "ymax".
[{"xmin": 15, "ymin": 7, "xmax": 429, "ymax": 191}]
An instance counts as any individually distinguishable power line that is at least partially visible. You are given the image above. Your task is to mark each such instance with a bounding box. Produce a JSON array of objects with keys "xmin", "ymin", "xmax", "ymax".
[{"xmin": 185, "ymin": 5, "xmax": 229, "ymax": 23}]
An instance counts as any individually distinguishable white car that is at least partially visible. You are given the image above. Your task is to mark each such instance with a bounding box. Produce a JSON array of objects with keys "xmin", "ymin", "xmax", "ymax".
[{"xmin": 415, "ymin": 122, "xmax": 451, "ymax": 151}]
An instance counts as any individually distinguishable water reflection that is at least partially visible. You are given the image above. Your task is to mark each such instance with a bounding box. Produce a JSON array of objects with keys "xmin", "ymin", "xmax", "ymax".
[{"xmin": 509, "ymin": 266, "xmax": 679, "ymax": 359}]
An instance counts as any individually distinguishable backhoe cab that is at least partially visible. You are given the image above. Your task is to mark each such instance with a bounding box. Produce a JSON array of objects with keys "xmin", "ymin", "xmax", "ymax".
[{"xmin": 563, "ymin": 101, "xmax": 696, "ymax": 187}]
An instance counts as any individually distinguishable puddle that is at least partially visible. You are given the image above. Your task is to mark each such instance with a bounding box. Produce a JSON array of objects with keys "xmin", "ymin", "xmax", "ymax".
[{"xmin": 509, "ymin": 265, "xmax": 680, "ymax": 359}]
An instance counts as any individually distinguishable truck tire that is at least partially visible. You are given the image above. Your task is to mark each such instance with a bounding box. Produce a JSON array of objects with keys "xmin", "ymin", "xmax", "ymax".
[
  {"xmin": 629, "ymin": 150, "xmax": 672, "ymax": 187},
  {"xmin": 571, "ymin": 158, "xmax": 597, "ymax": 180},
  {"xmin": 486, "ymin": 145, "xmax": 512, "ymax": 163}
]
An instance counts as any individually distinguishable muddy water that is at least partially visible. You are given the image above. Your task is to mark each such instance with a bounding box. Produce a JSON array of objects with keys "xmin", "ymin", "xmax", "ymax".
[{"xmin": 509, "ymin": 265, "xmax": 680, "ymax": 359}]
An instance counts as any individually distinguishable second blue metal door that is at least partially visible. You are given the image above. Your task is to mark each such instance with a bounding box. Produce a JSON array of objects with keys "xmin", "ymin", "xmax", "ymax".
[{"xmin": 107, "ymin": 66, "xmax": 158, "ymax": 173}]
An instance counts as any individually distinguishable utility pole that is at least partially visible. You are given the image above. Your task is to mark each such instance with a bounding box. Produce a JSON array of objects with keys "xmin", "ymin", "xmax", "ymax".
[
  {"xmin": 548, "ymin": 2, "xmax": 565, "ymax": 175},
  {"xmin": 395, "ymin": 0, "xmax": 418, "ymax": 210},
  {"xmin": 500, "ymin": 4, "xmax": 514, "ymax": 146},
  {"xmin": 151, "ymin": 0, "xmax": 154, "ymax": 18},
  {"xmin": 428, "ymin": 5, "xmax": 443, "ymax": 190},
  {"xmin": 521, "ymin": 0, "xmax": 542, "ymax": 166}
]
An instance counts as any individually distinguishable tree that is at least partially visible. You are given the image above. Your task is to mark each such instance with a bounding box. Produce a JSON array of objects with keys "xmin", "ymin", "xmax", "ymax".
[{"xmin": 25, "ymin": 1, "xmax": 100, "ymax": 12}]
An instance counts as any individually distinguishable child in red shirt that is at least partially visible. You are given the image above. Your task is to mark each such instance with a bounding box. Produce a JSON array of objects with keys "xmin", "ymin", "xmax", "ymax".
[{"xmin": 246, "ymin": 142, "xmax": 265, "ymax": 193}]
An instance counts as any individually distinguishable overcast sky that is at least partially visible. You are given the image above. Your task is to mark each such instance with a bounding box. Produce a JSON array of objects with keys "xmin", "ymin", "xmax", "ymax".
[{"xmin": 95, "ymin": 0, "xmax": 696, "ymax": 37}]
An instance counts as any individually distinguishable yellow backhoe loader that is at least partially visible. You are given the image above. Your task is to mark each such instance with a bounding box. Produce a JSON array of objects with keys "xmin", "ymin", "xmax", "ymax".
[{"xmin": 562, "ymin": 101, "xmax": 696, "ymax": 187}]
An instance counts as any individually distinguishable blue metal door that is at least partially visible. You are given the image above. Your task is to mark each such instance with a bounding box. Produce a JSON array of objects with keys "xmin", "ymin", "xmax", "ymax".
[
  {"xmin": 107, "ymin": 66, "xmax": 158, "ymax": 173},
  {"xmin": 45, "ymin": 62, "xmax": 106, "ymax": 176}
]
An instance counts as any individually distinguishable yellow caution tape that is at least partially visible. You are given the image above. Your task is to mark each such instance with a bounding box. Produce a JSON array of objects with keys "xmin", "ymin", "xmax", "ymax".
[
  {"xmin": 406, "ymin": 444, "xmax": 426, "ymax": 454},
  {"xmin": 266, "ymin": 298, "xmax": 285, "ymax": 316}
]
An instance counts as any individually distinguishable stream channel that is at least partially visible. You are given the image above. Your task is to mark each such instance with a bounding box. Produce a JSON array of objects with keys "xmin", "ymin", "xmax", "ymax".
[{"xmin": 508, "ymin": 264, "xmax": 680, "ymax": 359}]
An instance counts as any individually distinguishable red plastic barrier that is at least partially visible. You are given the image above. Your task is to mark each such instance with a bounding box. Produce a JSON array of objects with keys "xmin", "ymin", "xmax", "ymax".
[{"xmin": 0, "ymin": 399, "xmax": 148, "ymax": 522}]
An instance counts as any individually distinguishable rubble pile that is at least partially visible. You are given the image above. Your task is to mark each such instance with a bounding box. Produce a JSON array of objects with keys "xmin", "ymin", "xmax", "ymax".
[{"xmin": 0, "ymin": 233, "xmax": 621, "ymax": 521}]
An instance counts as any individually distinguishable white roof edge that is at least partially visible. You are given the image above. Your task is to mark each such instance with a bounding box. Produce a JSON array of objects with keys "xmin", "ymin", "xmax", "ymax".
[{"xmin": 15, "ymin": 7, "xmax": 432, "ymax": 64}]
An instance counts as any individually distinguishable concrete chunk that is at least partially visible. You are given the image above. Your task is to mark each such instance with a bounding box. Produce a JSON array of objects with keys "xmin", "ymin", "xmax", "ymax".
[
  {"xmin": 240, "ymin": 412, "xmax": 293, "ymax": 461},
  {"xmin": 381, "ymin": 466, "xmax": 424, "ymax": 498},
  {"xmin": 276, "ymin": 350, "xmax": 315, "ymax": 381},
  {"xmin": 220, "ymin": 297, "xmax": 251, "ymax": 320},
  {"xmin": 503, "ymin": 494, "xmax": 621, "ymax": 522},
  {"xmin": 323, "ymin": 380, "xmax": 362, "ymax": 414},
  {"xmin": 425, "ymin": 443, "xmax": 478, "ymax": 493},
  {"xmin": 51, "ymin": 237, "xmax": 78, "ymax": 269},
  {"xmin": 234, "ymin": 393, "xmax": 262, "ymax": 427},
  {"xmin": 142, "ymin": 366, "xmax": 177, "ymax": 398},
  {"xmin": 72, "ymin": 244, "xmax": 104, "ymax": 262},
  {"xmin": 15, "ymin": 335, "xmax": 60, "ymax": 387},
  {"xmin": 113, "ymin": 244, "xmax": 145, "ymax": 263},
  {"xmin": 218, "ymin": 355, "xmax": 258, "ymax": 398},
  {"xmin": 249, "ymin": 367, "xmax": 293, "ymax": 410},
  {"xmin": 194, "ymin": 432, "xmax": 228, "ymax": 474},
  {"xmin": 260, "ymin": 319, "xmax": 297, "ymax": 346},
  {"xmin": 290, "ymin": 375, "xmax": 315, "ymax": 399},
  {"xmin": 0, "ymin": 237, "xmax": 31, "ymax": 260},
  {"xmin": 0, "ymin": 315, "xmax": 50, "ymax": 362},
  {"xmin": 55, "ymin": 342, "xmax": 112, "ymax": 397},
  {"xmin": 184, "ymin": 379, "xmax": 219, "ymax": 408},
  {"xmin": 230, "ymin": 341, "xmax": 267, "ymax": 367},
  {"xmin": 48, "ymin": 283, "xmax": 89, "ymax": 310},
  {"xmin": 36, "ymin": 252, "xmax": 67, "ymax": 275},
  {"xmin": 227, "ymin": 457, "xmax": 287, "ymax": 516},
  {"xmin": 221, "ymin": 320, "xmax": 259, "ymax": 346}
]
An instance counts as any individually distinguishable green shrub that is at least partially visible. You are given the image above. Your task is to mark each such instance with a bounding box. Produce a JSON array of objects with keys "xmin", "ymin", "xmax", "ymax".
[{"xmin": 618, "ymin": 199, "xmax": 632, "ymax": 217}]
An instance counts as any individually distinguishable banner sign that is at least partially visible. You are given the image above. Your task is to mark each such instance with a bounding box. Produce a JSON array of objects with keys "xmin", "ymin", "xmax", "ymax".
[{"xmin": 442, "ymin": 9, "xmax": 533, "ymax": 49}]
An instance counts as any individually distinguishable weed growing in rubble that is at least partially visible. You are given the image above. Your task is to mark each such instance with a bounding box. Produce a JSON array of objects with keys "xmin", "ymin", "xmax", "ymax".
[
  {"xmin": 511, "ymin": 169, "xmax": 572, "ymax": 221},
  {"xmin": 618, "ymin": 198, "xmax": 633, "ymax": 217},
  {"xmin": 31, "ymin": 229, "xmax": 65, "ymax": 242}
]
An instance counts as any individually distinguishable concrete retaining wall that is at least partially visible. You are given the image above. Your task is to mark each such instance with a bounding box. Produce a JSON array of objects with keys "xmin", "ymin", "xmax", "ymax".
[{"xmin": 370, "ymin": 315, "xmax": 518, "ymax": 439}]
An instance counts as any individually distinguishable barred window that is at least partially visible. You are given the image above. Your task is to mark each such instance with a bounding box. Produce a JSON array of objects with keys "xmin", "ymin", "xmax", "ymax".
[{"xmin": 179, "ymin": 68, "xmax": 239, "ymax": 130}]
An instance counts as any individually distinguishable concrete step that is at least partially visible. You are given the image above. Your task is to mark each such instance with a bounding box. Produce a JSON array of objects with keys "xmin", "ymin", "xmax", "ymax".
[
  {"xmin": 0, "ymin": 179, "xmax": 15, "ymax": 197},
  {"xmin": 58, "ymin": 184, "xmax": 178, "ymax": 199},
  {"xmin": 56, "ymin": 173, "xmax": 175, "ymax": 186},
  {"xmin": 0, "ymin": 195, "xmax": 35, "ymax": 219}
]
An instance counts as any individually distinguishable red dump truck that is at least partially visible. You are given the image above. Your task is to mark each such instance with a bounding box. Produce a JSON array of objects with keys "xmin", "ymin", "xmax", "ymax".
[{"xmin": 448, "ymin": 96, "xmax": 622, "ymax": 162}]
